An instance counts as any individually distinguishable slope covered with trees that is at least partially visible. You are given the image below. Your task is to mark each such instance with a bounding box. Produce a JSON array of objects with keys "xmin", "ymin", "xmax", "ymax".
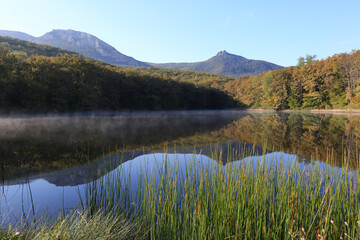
[
  {"xmin": 0, "ymin": 29, "xmax": 150, "ymax": 67},
  {"xmin": 1, "ymin": 35, "xmax": 359, "ymax": 111},
  {"xmin": 0, "ymin": 36, "xmax": 78, "ymax": 59},
  {"xmin": 224, "ymin": 51, "xmax": 360, "ymax": 109},
  {"xmin": 133, "ymin": 67, "xmax": 235, "ymax": 89},
  {"xmin": 0, "ymin": 47, "xmax": 239, "ymax": 113}
]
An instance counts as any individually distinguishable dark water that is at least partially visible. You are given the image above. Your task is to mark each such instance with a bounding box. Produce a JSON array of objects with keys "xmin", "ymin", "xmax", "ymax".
[{"xmin": 0, "ymin": 111, "xmax": 359, "ymax": 224}]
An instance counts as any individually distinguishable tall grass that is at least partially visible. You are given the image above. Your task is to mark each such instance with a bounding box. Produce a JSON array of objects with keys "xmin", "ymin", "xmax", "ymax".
[
  {"xmin": 2, "ymin": 147, "xmax": 359, "ymax": 239},
  {"xmin": 86, "ymin": 148, "xmax": 360, "ymax": 239}
]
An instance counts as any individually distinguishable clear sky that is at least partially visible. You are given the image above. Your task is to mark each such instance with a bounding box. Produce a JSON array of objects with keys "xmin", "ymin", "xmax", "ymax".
[{"xmin": 0, "ymin": 0, "xmax": 359, "ymax": 66}]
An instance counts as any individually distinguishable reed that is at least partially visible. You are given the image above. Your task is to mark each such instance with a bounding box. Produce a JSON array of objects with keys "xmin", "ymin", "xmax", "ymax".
[
  {"xmin": 85, "ymin": 148, "xmax": 360, "ymax": 239},
  {"xmin": 2, "ymin": 146, "xmax": 359, "ymax": 239}
]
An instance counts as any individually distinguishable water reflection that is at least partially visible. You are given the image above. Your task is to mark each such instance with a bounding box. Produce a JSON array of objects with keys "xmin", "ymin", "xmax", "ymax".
[
  {"xmin": 224, "ymin": 113, "xmax": 360, "ymax": 168},
  {"xmin": 1, "ymin": 149, "xmax": 349, "ymax": 226},
  {"xmin": 1, "ymin": 111, "xmax": 360, "ymax": 187},
  {"xmin": 0, "ymin": 111, "xmax": 244, "ymax": 183},
  {"xmin": 1, "ymin": 141, "xmax": 265, "ymax": 187},
  {"xmin": 0, "ymin": 150, "xmax": 291, "ymax": 225},
  {"xmin": 1, "ymin": 111, "xmax": 360, "ymax": 184},
  {"xmin": 1, "ymin": 111, "xmax": 360, "ymax": 225}
]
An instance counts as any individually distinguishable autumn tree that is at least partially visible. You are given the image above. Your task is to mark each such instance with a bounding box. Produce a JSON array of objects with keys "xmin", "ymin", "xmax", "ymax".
[
  {"xmin": 269, "ymin": 68, "xmax": 292, "ymax": 110},
  {"xmin": 338, "ymin": 50, "xmax": 360, "ymax": 103}
]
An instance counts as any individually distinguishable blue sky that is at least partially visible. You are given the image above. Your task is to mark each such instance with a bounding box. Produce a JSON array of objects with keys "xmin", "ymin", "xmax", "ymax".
[{"xmin": 1, "ymin": 0, "xmax": 359, "ymax": 66}]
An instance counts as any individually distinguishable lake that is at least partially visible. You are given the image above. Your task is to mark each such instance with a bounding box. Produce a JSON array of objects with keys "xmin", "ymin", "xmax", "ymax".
[{"xmin": 1, "ymin": 110, "xmax": 359, "ymax": 225}]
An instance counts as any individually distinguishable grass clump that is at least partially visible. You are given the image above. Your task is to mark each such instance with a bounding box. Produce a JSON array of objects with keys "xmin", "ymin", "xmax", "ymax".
[{"xmin": 0, "ymin": 209, "xmax": 137, "ymax": 240}]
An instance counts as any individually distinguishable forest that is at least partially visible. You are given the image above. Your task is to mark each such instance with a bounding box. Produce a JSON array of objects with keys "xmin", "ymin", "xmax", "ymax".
[
  {"xmin": 0, "ymin": 47, "xmax": 238, "ymax": 113},
  {"xmin": 223, "ymin": 51, "xmax": 360, "ymax": 109},
  {"xmin": 0, "ymin": 36, "xmax": 360, "ymax": 111},
  {"xmin": 0, "ymin": 36, "xmax": 78, "ymax": 59}
]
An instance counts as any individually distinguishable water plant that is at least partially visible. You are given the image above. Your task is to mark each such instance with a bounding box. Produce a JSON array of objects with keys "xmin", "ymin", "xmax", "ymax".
[
  {"xmin": 82, "ymin": 147, "xmax": 360, "ymax": 239},
  {"xmin": 2, "ymin": 146, "xmax": 360, "ymax": 239}
]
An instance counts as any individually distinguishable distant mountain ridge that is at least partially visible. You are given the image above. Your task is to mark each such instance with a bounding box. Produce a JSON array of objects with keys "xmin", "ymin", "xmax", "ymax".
[
  {"xmin": 0, "ymin": 29, "xmax": 283, "ymax": 77},
  {"xmin": 151, "ymin": 50, "xmax": 283, "ymax": 78},
  {"xmin": 0, "ymin": 29, "xmax": 150, "ymax": 67},
  {"xmin": 0, "ymin": 30, "xmax": 35, "ymax": 42}
]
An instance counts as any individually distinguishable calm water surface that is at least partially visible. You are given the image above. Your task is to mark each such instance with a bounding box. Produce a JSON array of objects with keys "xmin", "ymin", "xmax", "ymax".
[{"xmin": 1, "ymin": 111, "xmax": 359, "ymax": 224}]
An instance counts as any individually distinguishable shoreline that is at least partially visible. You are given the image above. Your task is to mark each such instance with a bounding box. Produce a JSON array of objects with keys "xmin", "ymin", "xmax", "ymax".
[
  {"xmin": 246, "ymin": 108, "xmax": 360, "ymax": 114},
  {"xmin": 282, "ymin": 108, "xmax": 360, "ymax": 115},
  {"xmin": 0, "ymin": 108, "xmax": 360, "ymax": 118}
]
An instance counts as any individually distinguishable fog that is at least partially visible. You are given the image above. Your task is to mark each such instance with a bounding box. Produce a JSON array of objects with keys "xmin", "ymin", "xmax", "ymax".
[{"xmin": 0, "ymin": 110, "xmax": 248, "ymax": 145}]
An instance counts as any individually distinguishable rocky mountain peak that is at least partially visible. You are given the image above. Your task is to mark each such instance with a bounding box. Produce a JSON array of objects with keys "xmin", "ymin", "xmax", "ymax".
[
  {"xmin": 33, "ymin": 29, "xmax": 150, "ymax": 67},
  {"xmin": 216, "ymin": 50, "xmax": 230, "ymax": 56}
]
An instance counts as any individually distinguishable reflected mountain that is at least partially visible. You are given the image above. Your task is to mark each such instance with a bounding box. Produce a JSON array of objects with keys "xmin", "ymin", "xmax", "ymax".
[
  {"xmin": 0, "ymin": 149, "xmax": 350, "ymax": 226},
  {"xmin": 1, "ymin": 141, "xmax": 268, "ymax": 187},
  {"xmin": 162, "ymin": 140, "xmax": 269, "ymax": 165},
  {"xmin": 1, "ymin": 111, "xmax": 360, "ymax": 186},
  {"xmin": 0, "ymin": 111, "xmax": 247, "ymax": 181}
]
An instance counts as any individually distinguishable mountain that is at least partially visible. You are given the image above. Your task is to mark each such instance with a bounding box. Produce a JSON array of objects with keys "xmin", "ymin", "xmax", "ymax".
[
  {"xmin": 35, "ymin": 29, "xmax": 150, "ymax": 67},
  {"xmin": 0, "ymin": 29, "xmax": 150, "ymax": 67},
  {"xmin": 0, "ymin": 29, "xmax": 282, "ymax": 76},
  {"xmin": 151, "ymin": 50, "xmax": 283, "ymax": 78}
]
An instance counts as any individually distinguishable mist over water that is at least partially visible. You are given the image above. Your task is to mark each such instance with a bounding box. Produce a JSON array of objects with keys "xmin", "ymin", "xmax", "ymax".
[{"xmin": 0, "ymin": 110, "xmax": 244, "ymax": 143}]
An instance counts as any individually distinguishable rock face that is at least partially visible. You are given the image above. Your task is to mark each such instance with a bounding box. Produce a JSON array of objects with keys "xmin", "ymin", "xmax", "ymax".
[
  {"xmin": 0, "ymin": 29, "xmax": 150, "ymax": 67},
  {"xmin": 35, "ymin": 29, "xmax": 150, "ymax": 67},
  {"xmin": 151, "ymin": 50, "xmax": 283, "ymax": 78}
]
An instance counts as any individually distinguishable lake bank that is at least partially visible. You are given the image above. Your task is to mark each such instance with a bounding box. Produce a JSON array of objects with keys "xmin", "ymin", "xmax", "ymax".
[
  {"xmin": 2, "ymin": 107, "xmax": 360, "ymax": 118},
  {"xmin": 246, "ymin": 108, "xmax": 360, "ymax": 114}
]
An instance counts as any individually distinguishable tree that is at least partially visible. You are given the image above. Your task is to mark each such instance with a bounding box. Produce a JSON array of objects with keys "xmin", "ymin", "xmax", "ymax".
[
  {"xmin": 305, "ymin": 54, "xmax": 317, "ymax": 64},
  {"xmin": 297, "ymin": 56, "xmax": 306, "ymax": 68},
  {"xmin": 297, "ymin": 55, "xmax": 317, "ymax": 68},
  {"xmin": 338, "ymin": 50, "xmax": 360, "ymax": 103},
  {"xmin": 269, "ymin": 69, "xmax": 292, "ymax": 110}
]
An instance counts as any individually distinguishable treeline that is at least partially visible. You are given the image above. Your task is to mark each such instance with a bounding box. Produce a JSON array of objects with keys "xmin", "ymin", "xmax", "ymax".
[
  {"xmin": 134, "ymin": 67, "xmax": 235, "ymax": 89},
  {"xmin": 0, "ymin": 47, "xmax": 238, "ymax": 112},
  {"xmin": 224, "ymin": 50, "xmax": 360, "ymax": 109}
]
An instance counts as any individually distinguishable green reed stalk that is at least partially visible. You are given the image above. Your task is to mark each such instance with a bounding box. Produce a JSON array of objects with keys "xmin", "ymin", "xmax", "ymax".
[
  {"xmin": 113, "ymin": 148, "xmax": 359, "ymax": 240},
  {"xmin": 9, "ymin": 145, "xmax": 356, "ymax": 240}
]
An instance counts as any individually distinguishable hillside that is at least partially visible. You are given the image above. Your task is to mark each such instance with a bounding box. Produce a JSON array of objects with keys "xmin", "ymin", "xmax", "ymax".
[
  {"xmin": 0, "ymin": 44, "xmax": 240, "ymax": 113},
  {"xmin": 0, "ymin": 36, "xmax": 236, "ymax": 89},
  {"xmin": 1, "ymin": 34, "xmax": 358, "ymax": 111},
  {"xmin": 151, "ymin": 50, "xmax": 283, "ymax": 78},
  {"xmin": 0, "ymin": 29, "xmax": 150, "ymax": 67},
  {"xmin": 0, "ymin": 36, "xmax": 78, "ymax": 59},
  {"xmin": 223, "ymin": 50, "xmax": 360, "ymax": 109},
  {"xmin": 133, "ymin": 67, "xmax": 235, "ymax": 89}
]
